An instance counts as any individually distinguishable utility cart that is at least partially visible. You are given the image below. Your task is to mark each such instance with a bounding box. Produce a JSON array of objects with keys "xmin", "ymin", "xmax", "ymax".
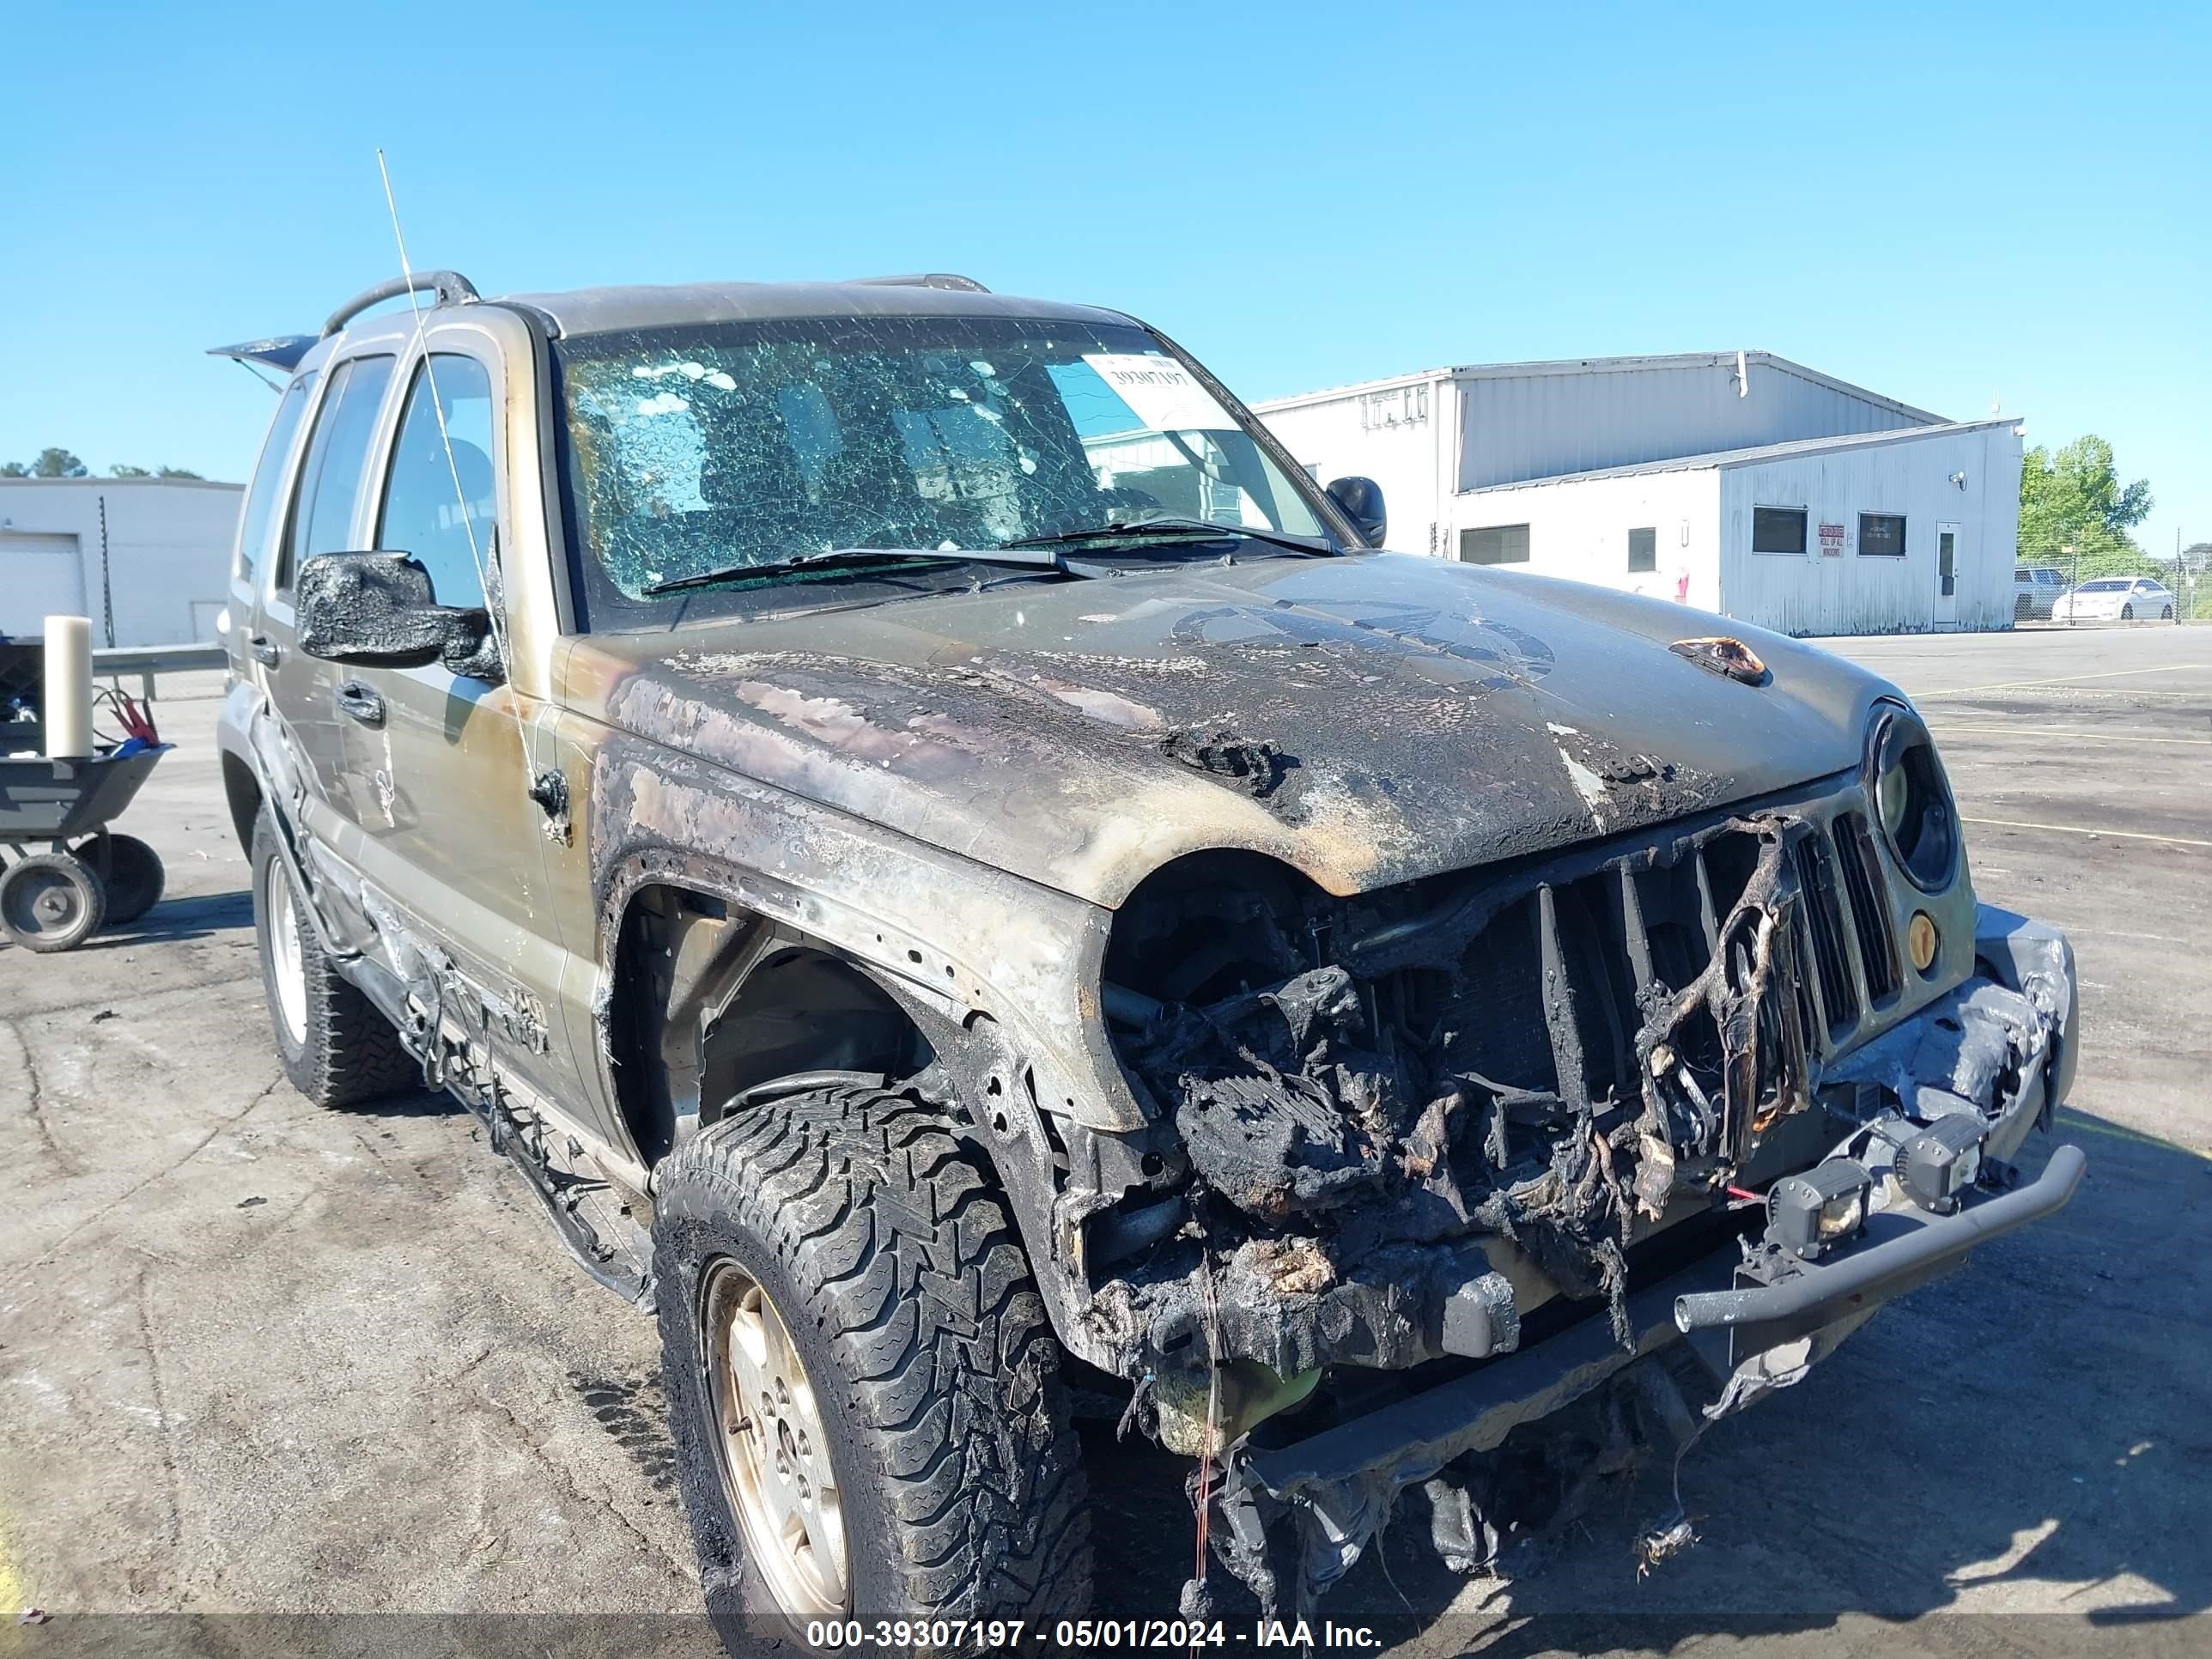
[{"xmin": 0, "ymin": 745, "xmax": 170, "ymax": 951}]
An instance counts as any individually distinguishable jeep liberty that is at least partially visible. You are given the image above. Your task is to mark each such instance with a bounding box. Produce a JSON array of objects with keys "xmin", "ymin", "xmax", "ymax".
[{"xmin": 212, "ymin": 270, "xmax": 2083, "ymax": 1638}]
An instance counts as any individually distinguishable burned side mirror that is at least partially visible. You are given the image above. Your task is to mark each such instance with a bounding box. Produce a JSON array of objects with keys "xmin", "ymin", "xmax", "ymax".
[
  {"xmin": 294, "ymin": 551, "xmax": 504, "ymax": 684},
  {"xmin": 1326, "ymin": 476, "xmax": 1386, "ymax": 546}
]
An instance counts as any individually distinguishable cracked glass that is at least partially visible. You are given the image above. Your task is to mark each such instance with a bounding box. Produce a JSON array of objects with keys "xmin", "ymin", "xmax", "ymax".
[{"xmin": 554, "ymin": 315, "xmax": 1329, "ymax": 617}]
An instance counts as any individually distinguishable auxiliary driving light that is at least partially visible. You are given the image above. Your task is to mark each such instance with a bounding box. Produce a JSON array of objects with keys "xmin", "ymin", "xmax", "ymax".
[
  {"xmin": 1898, "ymin": 1115, "xmax": 1987, "ymax": 1214},
  {"xmin": 1767, "ymin": 1158, "xmax": 1874, "ymax": 1260}
]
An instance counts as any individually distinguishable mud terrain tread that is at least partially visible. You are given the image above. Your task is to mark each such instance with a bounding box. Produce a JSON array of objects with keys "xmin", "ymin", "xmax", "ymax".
[
  {"xmin": 655, "ymin": 1082, "xmax": 1092, "ymax": 1624},
  {"xmin": 252, "ymin": 814, "xmax": 415, "ymax": 1109}
]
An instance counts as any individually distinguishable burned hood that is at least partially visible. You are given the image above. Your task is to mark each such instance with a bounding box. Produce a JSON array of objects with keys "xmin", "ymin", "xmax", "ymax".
[{"xmin": 562, "ymin": 552, "xmax": 1894, "ymax": 907}]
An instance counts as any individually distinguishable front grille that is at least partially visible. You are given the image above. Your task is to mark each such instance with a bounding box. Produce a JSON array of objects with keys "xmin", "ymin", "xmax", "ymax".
[
  {"xmin": 1793, "ymin": 834, "xmax": 1859, "ymax": 1040},
  {"xmin": 1835, "ymin": 811, "xmax": 1900, "ymax": 1005},
  {"xmin": 1433, "ymin": 800, "xmax": 1902, "ymax": 1120},
  {"xmin": 1450, "ymin": 824, "xmax": 1773, "ymax": 1109}
]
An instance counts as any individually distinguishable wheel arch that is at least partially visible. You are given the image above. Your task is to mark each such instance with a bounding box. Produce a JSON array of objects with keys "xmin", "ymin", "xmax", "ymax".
[
  {"xmin": 603, "ymin": 878, "xmax": 938, "ymax": 1170},
  {"xmin": 222, "ymin": 750, "xmax": 264, "ymax": 854}
]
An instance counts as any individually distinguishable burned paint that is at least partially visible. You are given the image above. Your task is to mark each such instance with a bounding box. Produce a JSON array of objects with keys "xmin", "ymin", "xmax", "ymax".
[
  {"xmin": 294, "ymin": 550, "xmax": 505, "ymax": 682},
  {"xmin": 557, "ymin": 552, "xmax": 1886, "ymax": 908}
]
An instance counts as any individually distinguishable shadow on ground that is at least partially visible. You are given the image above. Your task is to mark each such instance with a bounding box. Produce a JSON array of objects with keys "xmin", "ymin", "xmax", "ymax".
[
  {"xmin": 82, "ymin": 887, "xmax": 253, "ymax": 948},
  {"xmin": 1084, "ymin": 1115, "xmax": 2212, "ymax": 1651}
]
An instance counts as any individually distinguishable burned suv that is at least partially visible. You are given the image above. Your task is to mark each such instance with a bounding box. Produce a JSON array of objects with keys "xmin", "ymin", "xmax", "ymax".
[{"xmin": 214, "ymin": 270, "xmax": 2081, "ymax": 1635}]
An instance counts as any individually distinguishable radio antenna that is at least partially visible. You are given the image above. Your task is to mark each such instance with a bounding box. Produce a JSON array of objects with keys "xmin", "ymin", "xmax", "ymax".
[
  {"xmin": 371, "ymin": 149, "xmax": 544, "ymax": 850},
  {"xmin": 374, "ymin": 148, "xmax": 513, "ymax": 672}
]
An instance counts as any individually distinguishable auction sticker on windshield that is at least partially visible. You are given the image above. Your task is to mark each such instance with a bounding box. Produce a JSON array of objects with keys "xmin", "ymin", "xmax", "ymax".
[{"xmin": 1082, "ymin": 353, "xmax": 1233, "ymax": 433}]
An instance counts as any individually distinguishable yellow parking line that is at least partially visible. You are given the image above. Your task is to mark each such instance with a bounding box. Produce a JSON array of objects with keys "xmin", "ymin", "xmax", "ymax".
[
  {"xmin": 1916, "ymin": 665, "xmax": 2200, "ymax": 698},
  {"xmin": 1962, "ymin": 816, "xmax": 2212, "ymax": 849},
  {"xmin": 1934, "ymin": 724, "xmax": 2212, "ymax": 746}
]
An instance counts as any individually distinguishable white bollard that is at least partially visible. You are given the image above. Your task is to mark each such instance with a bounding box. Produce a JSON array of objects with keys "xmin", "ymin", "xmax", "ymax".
[{"xmin": 42, "ymin": 615, "xmax": 94, "ymax": 760}]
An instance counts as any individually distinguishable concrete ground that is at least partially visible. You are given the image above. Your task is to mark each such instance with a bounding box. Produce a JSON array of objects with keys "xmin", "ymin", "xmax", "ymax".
[{"xmin": 3, "ymin": 629, "xmax": 2208, "ymax": 1657}]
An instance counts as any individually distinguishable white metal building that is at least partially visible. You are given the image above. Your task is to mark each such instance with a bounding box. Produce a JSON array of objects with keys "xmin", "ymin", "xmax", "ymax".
[
  {"xmin": 1255, "ymin": 352, "xmax": 2025, "ymax": 635},
  {"xmin": 0, "ymin": 477, "xmax": 243, "ymax": 647}
]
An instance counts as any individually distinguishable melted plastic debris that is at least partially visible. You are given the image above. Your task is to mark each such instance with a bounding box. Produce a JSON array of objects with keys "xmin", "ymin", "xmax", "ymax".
[
  {"xmin": 1670, "ymin": 635, "xmax": 1769, "ymax": 685},
  {"xmin": 1158, "ymin": 729, "xmax": 1290, "ymax": 799}
]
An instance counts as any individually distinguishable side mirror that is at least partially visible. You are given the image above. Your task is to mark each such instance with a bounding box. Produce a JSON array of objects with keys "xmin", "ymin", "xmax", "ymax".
[
  {"xmin": 1326, "ymin": 476, "xmax": 1386, "ymax": 545},
  {"xmin": 295, "ymin": 551, "xmax": 503, "ymax": 683}
]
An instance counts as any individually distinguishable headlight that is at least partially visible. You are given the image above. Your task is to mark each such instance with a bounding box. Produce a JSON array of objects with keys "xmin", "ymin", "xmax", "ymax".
[{"xmin": 1865, "ymin": 702, "xmax": 1960, "ymax": 891}]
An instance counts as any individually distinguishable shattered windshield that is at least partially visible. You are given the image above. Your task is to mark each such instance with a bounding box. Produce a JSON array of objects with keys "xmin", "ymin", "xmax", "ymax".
[{"xmin": 553, "ymin": 314, "xmax": 1332, "ymax": 618}]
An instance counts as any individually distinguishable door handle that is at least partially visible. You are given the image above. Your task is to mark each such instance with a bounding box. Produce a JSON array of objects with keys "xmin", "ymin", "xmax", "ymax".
[
  {"xmin": 247, "ymin": 634, "xmax": 282, "ymax": 667},
  {"xmin": 335, "ymin": 680, "xmax": 386, "ymax": 726}
]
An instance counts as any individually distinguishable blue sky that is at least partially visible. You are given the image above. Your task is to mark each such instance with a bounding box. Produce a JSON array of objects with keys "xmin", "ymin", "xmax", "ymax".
[{"xmin": 3, "ymin": 1, "xmax": 2204, "ymax": 554}]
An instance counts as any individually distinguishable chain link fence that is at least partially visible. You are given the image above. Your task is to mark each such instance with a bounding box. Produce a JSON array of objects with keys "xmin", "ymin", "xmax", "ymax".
[{"xmin": 2014, "ymin": 542, "xmax": 2210, "ymax": 623}]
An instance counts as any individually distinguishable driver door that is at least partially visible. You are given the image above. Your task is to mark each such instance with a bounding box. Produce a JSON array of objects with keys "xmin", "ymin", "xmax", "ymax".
[{"xmin": 331, "ymin": 334, "xmax": 581, "ymax": 1109}]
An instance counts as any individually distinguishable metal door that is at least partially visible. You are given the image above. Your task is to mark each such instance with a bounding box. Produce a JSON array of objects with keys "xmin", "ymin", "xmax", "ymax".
[
  {"xmin": 251, "ymin": 351, "xmax": 401, "ymax": 857},
  {"xmin": 0, "ymin": 534, "xmax": 86, "ymax": 635}
]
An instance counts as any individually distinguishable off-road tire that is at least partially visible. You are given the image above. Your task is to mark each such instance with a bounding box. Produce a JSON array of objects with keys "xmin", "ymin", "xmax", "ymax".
[
  {"xmin": 654, "ymin": 1081, "xmax": 1092, "ymax": 1640},
  {"xmin": 251, "ymin": 813, "xmax": 414, "ymax": 1108}
]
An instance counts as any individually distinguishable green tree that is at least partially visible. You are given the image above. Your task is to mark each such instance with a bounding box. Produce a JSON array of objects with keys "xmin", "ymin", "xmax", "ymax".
[
  {"xmin": 30, "ymin": 447, "xmax": 88, "ymax": 478},
  {"xmin": 109, "ymin": 463, "xmax": 152, "ymax": 477},
  {"xmin": 0, "ymin": 461, "xmax": 27, "ymax": 477},
  {"xmin": 2018, "ymin": 434, "xmax": 2153, "ymax": 576},
  {"xmin": 155, "ymin": 465, "xmax": 204, "ymax": 479}
]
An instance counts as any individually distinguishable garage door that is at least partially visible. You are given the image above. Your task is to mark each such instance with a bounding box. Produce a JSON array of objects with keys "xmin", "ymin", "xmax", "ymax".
[{"xmin": 0, "ymin": 533, "xmax": 87, "ymax": 636}]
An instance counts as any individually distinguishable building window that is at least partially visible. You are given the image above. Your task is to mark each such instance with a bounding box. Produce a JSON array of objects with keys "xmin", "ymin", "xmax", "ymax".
[
  {"xmin": 1359, "ymin": 383, "xmax": 1429, "ymax": 430},
  {"xmin": 1859, "ymin": 513, "xmax": 1907, "ymax": 557},
  {"xmin": 1752, "ymin": 506, "xmax": 1807, "ymax": 555},
  {"xmin": 1460, "ymin": 524, "xmax": 1529, "ymax": 565},
  {"xmin": 1627, "ymin": 526, "xmax": 1656, "ymax": 572}
]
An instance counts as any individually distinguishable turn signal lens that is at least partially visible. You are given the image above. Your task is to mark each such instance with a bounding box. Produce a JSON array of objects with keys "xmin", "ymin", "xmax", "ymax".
[{"xmin": 1907, "ymin": 911, "xmax": 1939, "ymax": 973}]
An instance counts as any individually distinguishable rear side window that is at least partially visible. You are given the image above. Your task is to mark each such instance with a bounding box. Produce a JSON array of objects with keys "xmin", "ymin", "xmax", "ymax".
[
  {"xmin": 377, "ymin": 356, "xmax": 497, "ymax": 610},
  {"xmin": 235, "ymin": 372, "xmax": 318, "ymax": 586},
  {"xmin": 281, "ymin": 354, "xmax": 397, "ymax": 589}
]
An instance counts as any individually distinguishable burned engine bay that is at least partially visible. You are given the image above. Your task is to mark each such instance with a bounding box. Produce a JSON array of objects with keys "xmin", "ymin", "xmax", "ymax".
[
  {"xmin": 1086, "ymin": 778, "xmax": 2050, "ymax": 1420},
  {"xmin": 1073, "ymin": 778, "xmax": 2074, "ymax": 1611}
]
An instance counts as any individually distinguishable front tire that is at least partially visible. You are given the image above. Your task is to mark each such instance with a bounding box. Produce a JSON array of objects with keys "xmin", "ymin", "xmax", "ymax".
[
  {"xmin": 654, "ymin": 1081, "xmax": 1091, "ymax": 1642},
  {"xmin": 251, "ymin": 813, "xmax": 415, "ymax": 1108}
]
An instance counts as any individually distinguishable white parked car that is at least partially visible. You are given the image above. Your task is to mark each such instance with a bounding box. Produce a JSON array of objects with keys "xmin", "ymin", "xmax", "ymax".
[{"xmin": 2052, "ymin": 576, "xmax": 2176, "ymax": 622}]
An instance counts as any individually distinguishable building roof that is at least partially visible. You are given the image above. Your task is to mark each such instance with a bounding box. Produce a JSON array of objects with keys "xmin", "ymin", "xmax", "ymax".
[
  {"xmin": 0, "ymin": 475, "xmax": 241, "ymax": 492},
  {"xmin": 1455, "ymin": 418, "xmax": 2023, "ymax": 494},
  {"xmin": 1251, "ymin": 350, "xmax": 1946, "ymax": 426}
]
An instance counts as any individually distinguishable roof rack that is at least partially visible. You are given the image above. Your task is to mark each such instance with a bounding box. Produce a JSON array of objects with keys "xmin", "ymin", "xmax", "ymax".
[
  {"xmin": 322, "ymin": 270, "xmax": 481, "ymax": 337},
  {"xmin": 845, "ymin": 273, "xmax": 990, "ymax": 293}
]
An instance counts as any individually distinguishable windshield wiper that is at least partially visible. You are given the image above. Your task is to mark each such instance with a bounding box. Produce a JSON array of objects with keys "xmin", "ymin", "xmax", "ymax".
[
  {"xmin": 642, "ymin": 545, "xmax": 1067, "ymax": 596},
  {"xmin": 1000, "ymin": 516, "xmax": 1334, "ymax": 560}
]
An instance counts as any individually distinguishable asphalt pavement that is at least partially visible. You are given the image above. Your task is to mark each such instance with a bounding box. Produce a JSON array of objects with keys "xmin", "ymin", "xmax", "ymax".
[{"xmin": 3, "ymin": 627, "xmax": 2208, "ymax": 1658}]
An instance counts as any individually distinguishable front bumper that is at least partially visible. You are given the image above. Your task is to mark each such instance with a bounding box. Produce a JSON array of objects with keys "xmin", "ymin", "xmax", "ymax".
[{"xmin": 1243, "ymin": 1140, "xmax": 2083, "ymax": 1506}]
